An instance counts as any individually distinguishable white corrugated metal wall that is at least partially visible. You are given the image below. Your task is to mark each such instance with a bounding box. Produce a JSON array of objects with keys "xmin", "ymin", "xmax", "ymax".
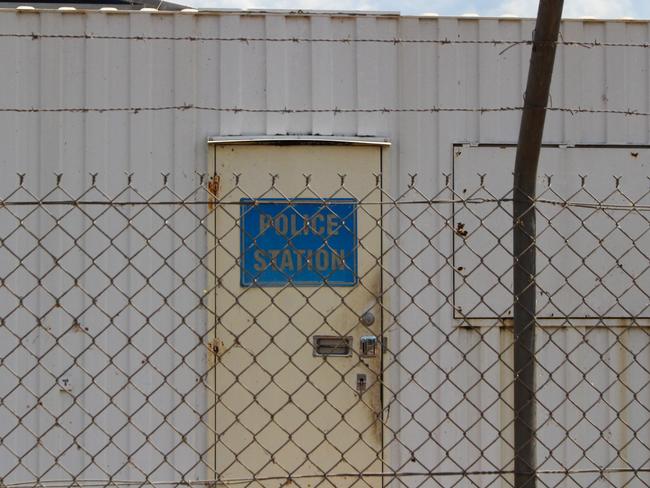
[
  {"xmin": 0, "ymin": 9, "xmax": 649, "ymax": 487},
  {"xmin": 3, "ymin": 11, "xmax": 650, "ymax": 194}
]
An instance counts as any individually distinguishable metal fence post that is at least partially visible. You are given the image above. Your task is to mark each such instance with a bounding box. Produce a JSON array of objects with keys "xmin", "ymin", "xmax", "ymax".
[{"xmin": 512, "ymin": 2, "xmax": 564, "ymax": 488}]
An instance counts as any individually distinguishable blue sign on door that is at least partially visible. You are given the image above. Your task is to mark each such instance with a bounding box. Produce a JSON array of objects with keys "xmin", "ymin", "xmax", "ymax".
[{"xmin": 240, "ymin": 198, "xmax": 357, "ymax": 286}]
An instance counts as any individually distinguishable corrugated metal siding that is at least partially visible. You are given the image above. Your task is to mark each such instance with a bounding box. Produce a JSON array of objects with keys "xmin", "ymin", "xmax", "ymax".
[
  {"xmin": 1, "ymin": 12, "xmax": 649, "ymax": 191},
  {"xmin": 0, "ymin": 11, "xmax": 648, "ymax": 194},
  {"xmin": 1, "ymin": 9, "xmax": 650, "ymax": 486}
]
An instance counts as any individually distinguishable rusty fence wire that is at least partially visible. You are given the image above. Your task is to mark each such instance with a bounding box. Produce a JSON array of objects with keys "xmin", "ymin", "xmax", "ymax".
[{"xmin": 1, "ymin": 174, "xmax": 650, "ymax": 488}]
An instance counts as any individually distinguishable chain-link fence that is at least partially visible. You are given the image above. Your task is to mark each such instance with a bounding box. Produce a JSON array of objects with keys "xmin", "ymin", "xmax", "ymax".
[{"xmin": 1, "ymin": 173, "xmax": 649, "ymax": 488}]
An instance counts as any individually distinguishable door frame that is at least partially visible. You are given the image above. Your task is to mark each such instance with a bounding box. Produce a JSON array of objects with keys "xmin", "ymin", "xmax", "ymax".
[{"xmin": 206, "ymin": 135, "xmax": 391, "ymax": 485}]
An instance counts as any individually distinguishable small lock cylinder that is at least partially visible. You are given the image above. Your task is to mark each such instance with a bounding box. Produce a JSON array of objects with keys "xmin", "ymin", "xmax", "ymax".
[{"xmin": 360, "ymin": 336, "xmax": 378, "ymax": 357}]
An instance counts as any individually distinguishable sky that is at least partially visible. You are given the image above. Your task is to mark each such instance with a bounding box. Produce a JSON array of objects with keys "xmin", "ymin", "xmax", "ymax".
[{"xmin": 186, "ymin": 0, "xmax": 650, "ymax": 19}]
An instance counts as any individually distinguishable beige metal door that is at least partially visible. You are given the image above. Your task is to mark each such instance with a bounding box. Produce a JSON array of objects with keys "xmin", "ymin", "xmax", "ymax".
[{"xmin": 209, "ymin": 141, "xmax": 385, "ymax": 488}]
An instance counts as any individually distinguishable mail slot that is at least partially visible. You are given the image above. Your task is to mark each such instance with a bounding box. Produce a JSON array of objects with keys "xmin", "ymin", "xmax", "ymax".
[{"xmin": 312, "ymin": 336, "xmax": 353, "ymax": 357}]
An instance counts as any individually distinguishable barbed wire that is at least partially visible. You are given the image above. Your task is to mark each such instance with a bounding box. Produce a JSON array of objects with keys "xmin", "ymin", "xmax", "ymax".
[
  {"xmin": 0, "ymin": 104, "xmax": 520, "ymax": 114},
  {"xmin": 0, "ymin": 104, "xmax": 648, "ymax": 116},
  {"xmin": 5, "ymin": 33, "xmax": 531, "ymax": 44},
  {"xmin": 3, "ymin": 197, "xmax": 650, "ymax": 211},
  {"xmin": 1, "ymin": 32, "xmax": 650, "ymax": 49},
  {"xmin": 0, "ymin": 198, "xmax": 505, "ymax": 206}
]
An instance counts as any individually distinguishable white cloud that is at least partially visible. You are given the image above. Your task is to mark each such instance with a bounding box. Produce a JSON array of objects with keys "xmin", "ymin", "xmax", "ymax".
[
  {"xmin": 181, "ymin": 0, "xmax": 641, "ymax": 17},
  {"xmin": 490, "ymin": 0, "xmax": 537, "ymax": 17},
  {"xmin": 493, "ymin": 0, "xmax": 637, "ymax": 18},
  {"xmin": 563, "ymin": 0, "xmax": 635, "ymax": 18},
  {"xmin": 188, "ymin": 0, "xmax": 379, "ymax": 10}
]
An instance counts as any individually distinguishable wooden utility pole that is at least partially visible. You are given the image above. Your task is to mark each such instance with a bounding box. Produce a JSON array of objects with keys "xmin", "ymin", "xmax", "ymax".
[{"xmin": 512, "ymin": 2, "xmax": 564, "ymax": 488}]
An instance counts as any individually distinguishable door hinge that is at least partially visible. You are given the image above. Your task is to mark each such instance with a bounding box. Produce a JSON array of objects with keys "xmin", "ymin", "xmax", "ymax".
[
  {"xmin": 207, "ymin": 338, "xmax": 224, "ymax": 363},
  {"xmin": 207, "ymin": 174, "xmax": 220, "ymax": 211}
]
